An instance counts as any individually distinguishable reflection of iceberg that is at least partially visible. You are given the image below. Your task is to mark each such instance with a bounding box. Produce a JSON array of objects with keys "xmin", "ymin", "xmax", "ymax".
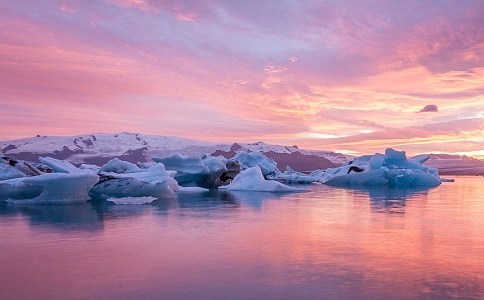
[
  {"xmin": 0, "ymin": 202, "xmax": 104, "ymax": 231},
  {"xmin": 321, "ymin": 148, "xmax": 442, "ymax": 188},
  {"xmin": 348, "ymin": 186, "xmax": 432, "ymax": 214},
  {"xmin": 106, "ymin": 196, "xmax": 157, "ymax": 205},
  {"xmin": 221, "ymin": 190, "xmax": 285, "ymax": 209}
]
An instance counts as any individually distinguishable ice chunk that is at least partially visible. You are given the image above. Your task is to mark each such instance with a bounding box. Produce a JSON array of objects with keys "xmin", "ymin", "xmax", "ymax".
[
  {"xmin": 153, "ymin": 153, "xmax": 233, "ymax": 188},
  {"xmin": 106, "ymin": 196, "xmax": 157, "ymax": 205},
  {"xmin": 0, "ymin": 162, "xmax": 27, "ymax": 180},
  {"xmin": 153, "ymin": 153, "xmax": 209, "ymax": 174},
  {"xmin": 0, "ymin": 173, "xmax": 99, "ymax": 204},
  {"xmin": 321, "ymin": 148, "xmax": 442, "ymax": 188},
  {"xmin": 219, "ymin": 166, "xmax": 306, "ymax": 192},
  {"xmin": 89, "ymin": 163, "xmax": 179, "ymax": 200},
  {"xmin": 234, "ymin": 152, "xmax": 278, "ymax": 177},
  {"xmin": 99, "ymin": 158, "xmax": 141, "ymax": 174},
  {"xmin": 39, "ymin": 157, "xmax": 83, "ymax": 173},
  {"xmin": 270, "ymin": 166, "xmax": 323, "ymax": 183},
  {"xmin": 152, "ymin": 153, "xmax": 209, "ymax": 186}
]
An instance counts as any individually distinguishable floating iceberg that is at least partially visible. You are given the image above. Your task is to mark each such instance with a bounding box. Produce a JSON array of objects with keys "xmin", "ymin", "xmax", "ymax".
[
  {"xmin": 270, "ymin": 166, "xmax": 324, "ymax": 183},
  {"xmin": 89, "ymin": 163, "xmax": 179, "ymax": 200},
  {"xmin": 0, "ymin": 172, "xmax": 99, "ymax": 204},
  {"xmin": 219, "ymin": 166, "xmax": 306, "ymax": 192},
  {"xmin": 98, "ymin": 158, "xmax": 141, "ymax": 174},
  {"xmin": 320, "ymin": 148, "xmax": 442, "ymax": 188},
  {"xmin": 1, "ymin": 156, "xmax": 98, "ymax": 204},
  {"xmin": 233, "ymin": 152, "xmax": 278, "ymax": 178},
  {"xmin": 152, "ymin": 153, "xmax": 239, "ymax": 188}
]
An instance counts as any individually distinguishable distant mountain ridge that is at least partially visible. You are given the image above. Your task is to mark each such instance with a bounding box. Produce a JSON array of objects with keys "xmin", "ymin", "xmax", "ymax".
[
  {"xmin": 1, "ymin": 132, "xmax": 483, "ymax": 175},
  {"xmin": 0, "ymin": 132, "xmax": 345, "ymax": 172}
]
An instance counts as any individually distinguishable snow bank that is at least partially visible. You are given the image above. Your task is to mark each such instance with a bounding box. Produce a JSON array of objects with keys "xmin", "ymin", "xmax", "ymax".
[
  {"xmin": 219, "ymin": 166, "xmax": 306, "ymax": 192},
  {"xmin": 320, "ymin": 148, "xmax": 442, "ymax": 188}
]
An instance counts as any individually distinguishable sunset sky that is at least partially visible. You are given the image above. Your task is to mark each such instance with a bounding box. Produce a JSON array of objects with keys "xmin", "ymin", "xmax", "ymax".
[{"xmin": 1, "ymin": 0, "xmax": 484, "ymax": 157}]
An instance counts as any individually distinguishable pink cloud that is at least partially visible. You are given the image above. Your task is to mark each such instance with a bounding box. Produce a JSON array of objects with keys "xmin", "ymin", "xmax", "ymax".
[{"xmin": 1, "ymin": 0, "xmax": 484, "ymax": 157}]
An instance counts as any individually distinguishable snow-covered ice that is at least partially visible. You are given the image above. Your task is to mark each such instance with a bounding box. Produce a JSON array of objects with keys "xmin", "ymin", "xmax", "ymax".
[
  {"xmin": 320, "ymin": 148, "xmax": 442, "ymax": 188},
  {"xmin": 219, "ymin": 166, "xmax": 307, "ymax": 192}
]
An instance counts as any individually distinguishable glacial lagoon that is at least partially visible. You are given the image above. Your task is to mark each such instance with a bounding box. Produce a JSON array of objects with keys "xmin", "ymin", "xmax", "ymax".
[{"xmin": 1, "ymin": 176, "xmax": 483, "ymax": 300}]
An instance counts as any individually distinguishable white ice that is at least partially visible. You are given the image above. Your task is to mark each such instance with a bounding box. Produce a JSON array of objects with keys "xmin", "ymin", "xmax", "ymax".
[
  {"xmin": 320, "ymin": 148, "xmax": 442, "ymax": 188},
  {"xmin": 219, "ymin": 166, "xmax": 306, "ymax": 192}
]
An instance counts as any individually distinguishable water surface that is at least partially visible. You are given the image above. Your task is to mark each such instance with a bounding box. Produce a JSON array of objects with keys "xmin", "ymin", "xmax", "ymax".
[{"xmin": 1, "ymin": 177, "xmax": 483, "ymax": 299}]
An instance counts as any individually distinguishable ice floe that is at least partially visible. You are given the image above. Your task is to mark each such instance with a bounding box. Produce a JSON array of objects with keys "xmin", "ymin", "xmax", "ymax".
[
  {"xmin": 219, "ymin": 166, "xmax": 307, "ymax": 192},
  {"xmin": 320, "ymin": 148, "xmax": 442, "ymax": 188}
]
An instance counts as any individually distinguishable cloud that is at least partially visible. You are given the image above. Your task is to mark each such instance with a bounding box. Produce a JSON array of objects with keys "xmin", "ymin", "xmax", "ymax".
[{"xmin": 418, "ymin": 105, "xmax": 439, "ymax": 113}]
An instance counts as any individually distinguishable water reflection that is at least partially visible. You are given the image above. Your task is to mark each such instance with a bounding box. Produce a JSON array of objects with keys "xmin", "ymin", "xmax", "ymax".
[
  {"xmin": 0, "ymin": 179, "xmax": 483, "ymax": 300},
  {"xmin": 220, "ymin": 190, "xmax": 286, "ymax": 209},
  {"xmin": 343, "ymin": 186, "xmax": 433, "ymax": 214},
  {"xmin": 0, "ymin": 202, "xmax": 104, "ymax": 231}
]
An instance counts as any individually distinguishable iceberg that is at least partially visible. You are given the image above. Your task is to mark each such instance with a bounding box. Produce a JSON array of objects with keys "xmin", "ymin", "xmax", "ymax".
[
  {"xmin": 233, "ymin": 152, "xmax": 278, "ymax": 178},
  {"xmin": 270, "ymin": 166, "xmax": 324, "ymax": 183},
  {"xmin": 39, "ymin": 156, "xmax": 85, "ymax": 173},
  {"xmin": 98, "ymin": 158, "xmax": 141, "ymax": 174},
  {"xmin": 89, "ymin": 163, "xmax": 179, "ymax": 200},
  {"xmin": 0, "ymin": 172, "xmax": 99, "ymax": 204},
  {"xmin": 152, "ymin": 153, "xmax": 239, "ymax": 188},
  {"xmin": 219, "ymin": 166, "xmax": 307, "ymax": 192},
  {"xmin": 320, "ymin": 148, "xmax": 442, "ymax": 188},
  {"xmin": 1, "ymin": 156, "xmax": 99, "ymax": 204}
]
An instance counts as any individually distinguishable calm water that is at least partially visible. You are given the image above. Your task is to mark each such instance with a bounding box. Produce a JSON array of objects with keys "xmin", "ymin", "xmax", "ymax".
[{"xmin": 1, "ymin": 176, "xmax": 483, "ymax": 300}]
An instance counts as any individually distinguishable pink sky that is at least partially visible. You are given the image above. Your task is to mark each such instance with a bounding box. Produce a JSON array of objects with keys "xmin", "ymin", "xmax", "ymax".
[{"xmin": 1, "ymin": 0, "xmax": 484, "ymax": 157}]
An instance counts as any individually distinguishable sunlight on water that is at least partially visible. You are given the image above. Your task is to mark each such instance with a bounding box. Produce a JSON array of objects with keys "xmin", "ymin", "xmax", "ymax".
[{"xmin": 1, "ymin": 177, "xmax": 483, "ymax": 299}]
